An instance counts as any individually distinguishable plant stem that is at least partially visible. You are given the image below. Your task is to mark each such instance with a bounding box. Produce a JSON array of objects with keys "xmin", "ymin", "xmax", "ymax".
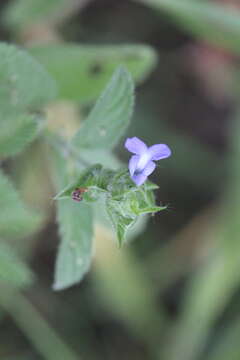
[{"xmin": 44, "ymin": 130, "xmax": 90, "ymax": 168}]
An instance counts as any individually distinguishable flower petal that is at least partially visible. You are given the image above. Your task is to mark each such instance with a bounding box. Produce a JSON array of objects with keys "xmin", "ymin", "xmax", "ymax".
[
  {"xmin": 143, "ymin": 161, "xmax": 156, "ymax": 176},
  {"xmin": 129, "ymin": 155, "xmax": 140, "ymax": 177},
  {"xmin": 132, "ymin": 173, "xmax": 148, "ymax": 186},
  {"xmin": 125, "ymin": 137, "xmax": 147, "ymax": 155},
  {"xmin": 148, "ymin": 144, "xmax": 171, "ymax": 161}
]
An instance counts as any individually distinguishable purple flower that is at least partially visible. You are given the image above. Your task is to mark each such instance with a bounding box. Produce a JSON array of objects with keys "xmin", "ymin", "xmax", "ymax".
[{"xmin": 124, "ymin": 137, "xmax": 171, "ymax": 186}]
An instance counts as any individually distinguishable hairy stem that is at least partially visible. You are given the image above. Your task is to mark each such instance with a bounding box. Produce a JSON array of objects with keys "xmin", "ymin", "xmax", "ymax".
[{"xmin": 44, "ymin": 130, "xmax": 90, "ymax": 168}]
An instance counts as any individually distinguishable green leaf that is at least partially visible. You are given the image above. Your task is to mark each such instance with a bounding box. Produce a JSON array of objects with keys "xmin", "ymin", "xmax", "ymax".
[
  {"xmin": 140, "ymin": 0, "xmax": 240, "ymax": 55},
  {"xmin": 0, "ymin": 42, "xmax": 57, "ymax": 157},
  {"xmin": 0, "ymin": 113, "xmax": 41, "ymax": 158},
  {"xmin": 75, "ymin": 149, "xmax": 122, "ymax": 170},
  {"xmin": 3, "ymin": 0, "xmax": 75, "ymax": 30},
  {"xmin": 0, "ymin": 242, "xmax": 34, "ymax": 288},
  {"xmin": 0, "ymin": 43, "xmax": 56, "ymax": 115},
  {"xmin": 52, "ymin": 152, "xmax": 94, "ymax": 291},
  {"xmin": 29, "ymin": 44, "xmax": 157, "ymax": 103},
  {"xmin": 0, "ymin": 170, "xmax": 40, "ymax": 238},
  {"xmin": 72, "ymin": 66, "xmax": 134, "ymax": 150},
  {"xmin": 53, "ymin": 200, "xmax": 93, "ymax": 291}
]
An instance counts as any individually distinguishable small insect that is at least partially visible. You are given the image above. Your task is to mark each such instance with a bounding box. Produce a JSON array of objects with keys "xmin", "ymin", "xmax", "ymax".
[{"xmin": 71, "ymin": 187, "xmax": 88, "ymax": 202}]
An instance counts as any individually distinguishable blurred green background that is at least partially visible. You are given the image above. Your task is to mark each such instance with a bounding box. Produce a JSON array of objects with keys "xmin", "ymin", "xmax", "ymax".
[{"xmin": 1, "ymin": 0, "xmax": 240, "ymax": 359}]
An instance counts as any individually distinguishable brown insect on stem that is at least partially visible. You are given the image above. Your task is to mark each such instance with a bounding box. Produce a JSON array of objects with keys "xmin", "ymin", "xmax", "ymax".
[{"xmin": 71, "ymin": 187, "xmax": 88, "ymax": 202}]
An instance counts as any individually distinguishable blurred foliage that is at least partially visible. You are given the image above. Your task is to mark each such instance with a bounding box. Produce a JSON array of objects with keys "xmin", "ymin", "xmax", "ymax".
[
  {"xmin": 0, "ymin": 242, "xmax": 33, "ymax": 288},
  {"xmin": 139, "ymin": 0, "xmax": 240, "ymax": 54},
  {"xmin": 0, "ymin": 42, "xmax": 56, "ymax": 157},
  {"xmin": 2, "ymin": 0, "xmax": 78, "ymax": 30},
  {"xmin": 0, "ymin": 170, "xmax": 40, "ymax": 239},
  {"xmin": 30, "ymin": 44, "xmax": 157, "ymax": 103},
  {"xmin": 1, "ymin": 0, "xmax": 240, "ymax": 359},
  {"xmin": 71, "ymin": 66, "xmax": 134, "ymax": 148}
]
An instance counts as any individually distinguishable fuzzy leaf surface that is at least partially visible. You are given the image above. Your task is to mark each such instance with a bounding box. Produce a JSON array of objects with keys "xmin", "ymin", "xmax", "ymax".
[
  {"xmin": 52, "ymin": 152, "xmax": 93, "ymax": 291},
  {"xmin": 0, "ymin": 42, "xmax": 56, "ymax": 157},
  {"xmin": 0, "ymin": 170, "xmax": 40, "ymax": 239},
  {"xmin": 72, "ymin": 66, "xmax": 134, "ymax": 150}
]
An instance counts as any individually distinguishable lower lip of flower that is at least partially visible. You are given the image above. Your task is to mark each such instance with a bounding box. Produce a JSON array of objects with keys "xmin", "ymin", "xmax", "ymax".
[{"xmin": 136, "ymin": 152, "xmax": 151, "ymax": 172}]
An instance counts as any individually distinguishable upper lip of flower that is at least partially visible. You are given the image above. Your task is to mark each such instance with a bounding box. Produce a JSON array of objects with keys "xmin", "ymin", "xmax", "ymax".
[{"xmin": 124, "ymin": 137, "xmax": 171, "ymax": 186}]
